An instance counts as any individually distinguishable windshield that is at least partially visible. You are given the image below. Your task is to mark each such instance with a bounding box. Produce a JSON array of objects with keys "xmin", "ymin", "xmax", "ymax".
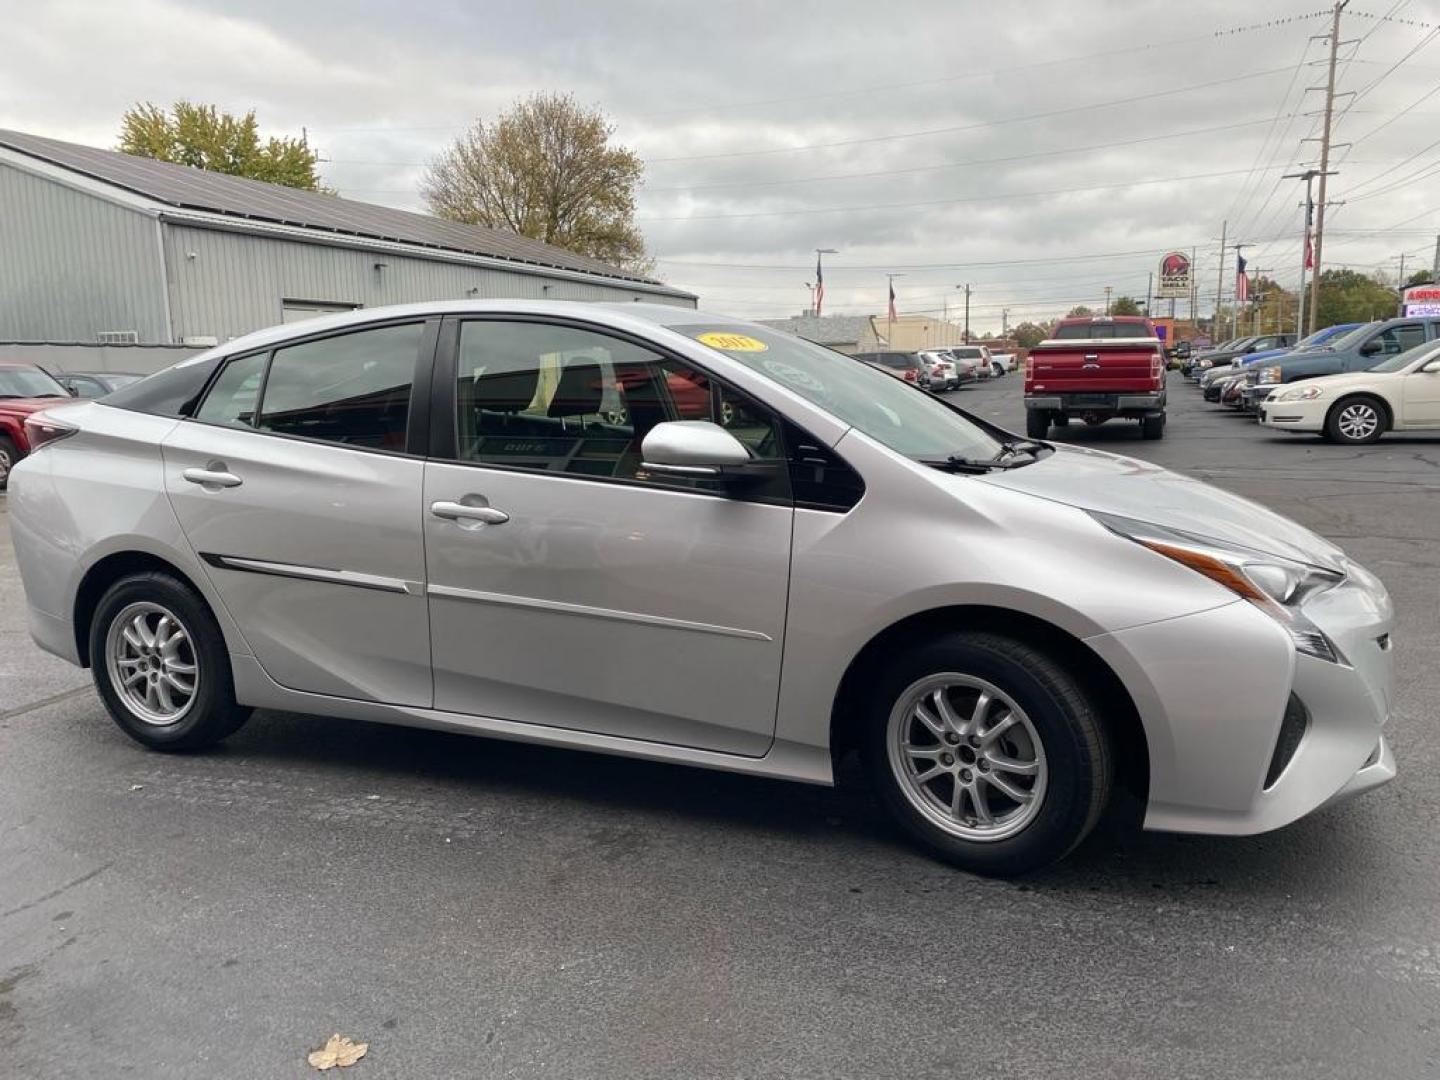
[
  {"xmin": 1324, "ymin": 322, "xmax": 1380, "ymax": 351},
  {"xmin": 0, "ymin": 367, "xmax": 67, "ymax": 399},
  {"xmin": 683, "ymin": 325, "xmax": 1004, "ymax": 461}
]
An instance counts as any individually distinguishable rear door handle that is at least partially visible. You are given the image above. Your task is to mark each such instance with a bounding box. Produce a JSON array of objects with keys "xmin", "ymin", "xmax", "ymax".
[
  {"xmin": 430, "ymin": 500, "xmax": 510, "ymax": 525},
  {"xmin": 182, "ymin": 466, "xmax": 243, "ymax": 489}
]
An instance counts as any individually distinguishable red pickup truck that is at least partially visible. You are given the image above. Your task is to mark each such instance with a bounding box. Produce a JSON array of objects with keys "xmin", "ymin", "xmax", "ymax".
[{"xmin": 1023, "ymin": 315, "xmax": 1167, "ymax": 440}]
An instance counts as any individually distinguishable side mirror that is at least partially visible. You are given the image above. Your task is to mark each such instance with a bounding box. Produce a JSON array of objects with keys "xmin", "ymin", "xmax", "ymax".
[
  {"xmin": 641, "ymin": 421, "xmax": 752, "ymax": 478},
  {"xmin": 1359, "ymin": 340, "xmax": 1382, "ymax": 356}
]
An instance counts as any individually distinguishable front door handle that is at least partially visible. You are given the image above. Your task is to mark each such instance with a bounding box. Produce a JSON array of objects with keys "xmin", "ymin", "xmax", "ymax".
[
  {"xmin": 182, "ymin": 466, "xmax": 243, "ymax": 489},
  {"xmin": 430, "ymin": 500, "xmax": 510, "ymax": 525}
]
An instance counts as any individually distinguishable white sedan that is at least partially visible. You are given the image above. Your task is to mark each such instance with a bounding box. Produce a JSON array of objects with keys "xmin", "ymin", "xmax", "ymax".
[{"xmin": 1259, "ymin": 340, "xmax": 1440, "ymax": 444}]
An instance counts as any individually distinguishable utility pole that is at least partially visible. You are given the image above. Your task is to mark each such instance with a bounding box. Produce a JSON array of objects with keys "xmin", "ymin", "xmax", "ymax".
[
  {"xmin": 1001, "ymin": 307, "xmax": 1010, "ymax": 340},
  {"xmin": 1283, "ymin": 169, "xmax": 1331, "ymax": 338},
  {"xmin": 957, "ymin": 284, "xmax": 972, "ymax": 343},
  {"xmin": 1145, "ymin": 271, "xmax": 1153, "ymax": 317},
  {"xmin": 1397, "ymin": 253, "xmax": 1407, "ymax": 315},
  {"xmin": 1309, "ymin": 0, "xmax": 1350, "ymax": 334},
  {"xmin": 1214, "ymin": 219, "xmax": 1227, "ymax": 341},
  {"xmin": 1104, "ymin": 286, "xmax": 1113, "ymax": 315},
  {"xmin": 1433, "ymin": 234, "xmax": 1440, "ymax": 281}
]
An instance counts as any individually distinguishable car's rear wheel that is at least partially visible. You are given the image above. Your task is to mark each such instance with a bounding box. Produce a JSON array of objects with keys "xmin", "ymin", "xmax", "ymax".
[
  {"xmin": 0, "ymin": 435, "xmax": 18, "ymax": 489},
  {"xmin": 1026, "ymin": 411, "xmax": 1050, "ymax": 438},
  {"xmin": 1325, "ymin": 395, "xmax": 1386, "ymax": 445},
  {"xmin": 90, "ymin": 572, "xmax": 251, "ymax": 751},
  {"xmin": 1140, "ymin": 413, "xmax": 1165, "ymax": 440},
  {"xmin": 862, "ymin": 632, "xmax": 1112, "ymax": 876}
]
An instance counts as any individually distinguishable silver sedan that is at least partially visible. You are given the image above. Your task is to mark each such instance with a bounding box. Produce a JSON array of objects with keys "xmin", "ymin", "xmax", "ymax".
[{"xmin": 8, "ymin": 301, "xmax": 1396, "ymax": 875}]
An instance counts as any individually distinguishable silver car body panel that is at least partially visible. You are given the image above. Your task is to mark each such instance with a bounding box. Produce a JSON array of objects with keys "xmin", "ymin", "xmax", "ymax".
[
  {"xmin": 422, "ymin": 459, "xmax": 792, "ymax": 756},
  {"xmin": 7, "ymin": 299, "xmax": 1396, "ymax": 838}
]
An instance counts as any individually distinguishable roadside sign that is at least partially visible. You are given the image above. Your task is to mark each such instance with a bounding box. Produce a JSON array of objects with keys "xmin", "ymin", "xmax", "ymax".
[
  {"xmin": 1403, "ymin": 285, "xmax": 1440, "ymax": 317},
  {"xmin": 1157, "ymin": 252, "xmax": 1192, "ymax": 299}
]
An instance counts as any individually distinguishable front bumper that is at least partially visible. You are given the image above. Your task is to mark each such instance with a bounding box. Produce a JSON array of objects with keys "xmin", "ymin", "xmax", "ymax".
[
  {"xmin": 1085, "ymin": 561, "xmax": 1395, "ymax": 836},
  {"xmin": 1258, "ymin": 394, "xmax": 1327, "ymax": 431}
]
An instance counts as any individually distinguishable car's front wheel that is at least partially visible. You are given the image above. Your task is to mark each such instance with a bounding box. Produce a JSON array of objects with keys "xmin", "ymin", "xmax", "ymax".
[
  {"xmin": 862, "ymin": 632, "xmax": 1112, "ymax": 876},
  {"xmin": 1325, "ymin": 395, "xmax": 1387, "ymax": 444},
  {"xmin": 90, "ymin": 572, "xmax": 251, "ymax": 751}
]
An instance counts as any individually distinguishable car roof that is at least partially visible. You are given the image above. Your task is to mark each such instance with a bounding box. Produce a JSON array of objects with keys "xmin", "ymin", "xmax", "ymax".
[{"xmin": 173, "ymin": 299, "xmax": 753, "ymax": 369}]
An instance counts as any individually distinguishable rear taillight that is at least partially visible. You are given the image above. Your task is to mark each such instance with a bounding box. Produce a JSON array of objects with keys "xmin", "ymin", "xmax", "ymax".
[
  {"xmin": 1024, "ymin": 356, "xmax": 1034, "ymax": 380},
  {"xmin": 1151, "ymin": 353, "xmax": 1163, "ymax": 384},
  {"xmin": 23, "ymin": 414, "xmax": 78, "ymax": 452}
]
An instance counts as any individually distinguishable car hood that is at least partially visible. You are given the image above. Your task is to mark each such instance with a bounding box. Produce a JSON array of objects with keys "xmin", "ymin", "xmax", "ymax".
[
  {"xmin": 978, "ymin": 444, "xmax": 1345, "ymax": 571},
  {"xmin": 0, "ymin": 395, "xmax": 71, "ymax": 416},
  {"xmin": 1275, "ymin": 369, "xmax": 1392, "ymax": 395}
]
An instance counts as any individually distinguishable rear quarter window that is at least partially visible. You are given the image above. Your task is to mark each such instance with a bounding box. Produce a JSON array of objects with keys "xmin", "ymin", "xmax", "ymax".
[{"xmin": 102, "ymin": 357, "xmax": 223, "ymax": 417}]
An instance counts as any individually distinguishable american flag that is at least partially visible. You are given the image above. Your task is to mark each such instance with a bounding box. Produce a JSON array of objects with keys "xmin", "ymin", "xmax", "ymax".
[
  {"xmin": 814, "ymin": 254, "xmax": 824, "ymax": 316},
  {"xmin": 1304, "ymin": 231, "xmax": 1314, "ymax": 270},
  {"xmin": 1235, "ymin": 253, "xmax": 1250, "ymax": 303},
  {"xmin": 887, "ymin": 280, "xmax": 897, "ymax": 321}
]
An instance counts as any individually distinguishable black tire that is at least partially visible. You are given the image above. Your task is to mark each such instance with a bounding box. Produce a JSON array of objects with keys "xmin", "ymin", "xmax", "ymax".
[
  {"xmin": 1053, "ymin": 414, "xmax": 1071, "ymax": 427},
  {"xmin": 89, "ymin": 571, "xmax": 251, "ymax": 751},
  {"xmin": 861, "ymin": 632, "xmax": 1112, "ymax": 877},
  {"xmin": 1140, "ymin": 413, "xmax": 1165, "ymax": 440},
  {"xmin": 0, "ymin": 435, "xmax": 19, "ymax": 490},
  {"xmin": 1025, "ymin": 410, "xmax": 1050, "ymax": 438},
  {"xmin": 1324, "ymin": 394, "xmax": 1387, "ymax": 445}
]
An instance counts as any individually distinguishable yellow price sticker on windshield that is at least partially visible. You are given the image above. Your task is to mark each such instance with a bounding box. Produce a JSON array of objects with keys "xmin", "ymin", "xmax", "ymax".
[{"xmin": 697, "ymin": 332, "xmax": 768, "ymax": 352}]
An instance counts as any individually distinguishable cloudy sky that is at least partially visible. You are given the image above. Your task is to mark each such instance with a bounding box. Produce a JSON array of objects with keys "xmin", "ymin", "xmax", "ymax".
[{"xmin": 4, "ymin": 0, "xmax": 1437, "ymax": 333}]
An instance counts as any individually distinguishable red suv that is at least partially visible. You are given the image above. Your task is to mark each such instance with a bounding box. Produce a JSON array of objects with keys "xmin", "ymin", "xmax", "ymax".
[{"xmin": 0, "ymin": 362, "xmax": 76, "ymax": 485}]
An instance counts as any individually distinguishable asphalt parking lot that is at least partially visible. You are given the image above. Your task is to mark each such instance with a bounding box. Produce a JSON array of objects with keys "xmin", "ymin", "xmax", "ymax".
[{"xmin": 2, "ymin": 374, "xmax": 1437, "ymax": 1080}]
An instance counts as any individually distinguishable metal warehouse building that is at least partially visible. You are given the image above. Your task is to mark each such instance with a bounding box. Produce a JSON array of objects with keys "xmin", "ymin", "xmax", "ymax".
[{"xmin": 0, "ymin": 129, "xmax": 695, "ymax": 369}]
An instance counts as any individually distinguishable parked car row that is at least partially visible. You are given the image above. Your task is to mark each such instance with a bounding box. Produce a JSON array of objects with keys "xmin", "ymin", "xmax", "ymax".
[
  {"xmin": 855, "ymin": 344, "xmax": 1010, "ymax": 392},
  {"xmin": 1184, "ymin": 316, "xmax": 1440, "ymax": 443},
  {"xmin": 0, "ymin": 362, "xmax": 143, "ymax": 484}
]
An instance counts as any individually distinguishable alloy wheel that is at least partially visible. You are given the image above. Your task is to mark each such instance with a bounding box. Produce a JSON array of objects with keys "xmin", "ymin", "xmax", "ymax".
[
  {"xmin": 886, "ymin": 674, "xmax": 1049, "ymax": 842},
  {"xmin": 1336, "ymin": 402, "xmax": 1380, "ymax": 441},
  {"xmin": 104, "ymin": 601, "xmax": 201, "ymax": 726}
]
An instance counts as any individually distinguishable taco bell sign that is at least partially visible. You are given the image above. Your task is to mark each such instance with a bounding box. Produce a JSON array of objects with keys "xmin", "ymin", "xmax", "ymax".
[{"xmin": 1157, "ymin": 251, "xmax": 1192, "ymax": 299}]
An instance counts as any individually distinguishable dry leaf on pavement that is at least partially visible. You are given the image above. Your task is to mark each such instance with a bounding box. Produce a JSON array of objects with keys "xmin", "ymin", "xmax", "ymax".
[{"xmin": 308, "ymin": 1034, "xmax": 368, "ymax": 1070}]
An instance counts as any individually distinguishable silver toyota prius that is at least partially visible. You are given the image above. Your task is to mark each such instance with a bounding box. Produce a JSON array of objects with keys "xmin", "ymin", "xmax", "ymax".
[{"xmin": 7, "ymin": 301, "xmax": 1396, "ymax": 875}]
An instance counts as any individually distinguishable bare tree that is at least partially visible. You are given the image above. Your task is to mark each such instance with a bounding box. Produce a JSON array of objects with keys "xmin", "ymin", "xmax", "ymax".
[{"xmin": 422, "ymin": 93, "xmax": 649, "ymax": 273}]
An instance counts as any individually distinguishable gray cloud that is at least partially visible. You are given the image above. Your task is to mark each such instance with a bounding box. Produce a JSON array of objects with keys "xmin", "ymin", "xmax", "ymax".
[{"xmin": 1, "ymin": 0, "xmax": 1435, "ymax": 332}]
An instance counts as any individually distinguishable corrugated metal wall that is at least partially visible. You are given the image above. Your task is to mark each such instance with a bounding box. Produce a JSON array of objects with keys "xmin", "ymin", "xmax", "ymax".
[
  {"xmin": 0, "ymin": 165, "xmax": 170, "ymax": 342},
  {"xmin": 163, "ymin": 224, "xmax": 692, "ymax": 342}
]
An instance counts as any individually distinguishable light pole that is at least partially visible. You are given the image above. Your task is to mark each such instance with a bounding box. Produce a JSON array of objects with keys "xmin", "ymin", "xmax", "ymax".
[
  {"xmin": 814, "ymin": 248, "xmax": 838, "ymax": 316},
  {"xmin": 956, "ymin": 284, "xmax": 972, "ymax": 343}
]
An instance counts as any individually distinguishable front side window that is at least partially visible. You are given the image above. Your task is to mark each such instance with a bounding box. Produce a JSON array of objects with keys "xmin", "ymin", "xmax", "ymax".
[
  {"xmin": 453, "ymin": 320, "xmax": 787, "ymax": 494},
  {"xmin": 257, "ymin": 323, "xmax": 421, "ymax": 449},
  {"xmin": 1373, "ymin": 323, "xmax": 1427, "ymax": 356}
]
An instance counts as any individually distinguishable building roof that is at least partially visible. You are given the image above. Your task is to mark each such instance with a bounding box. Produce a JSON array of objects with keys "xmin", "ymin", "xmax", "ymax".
[
  {"xmin": 0, "ymin": 128, "xmax": 689, "ymax": 295},
  {"xmin": 756, "ymin": 314, "xmax": 874, "ymax": 346}
]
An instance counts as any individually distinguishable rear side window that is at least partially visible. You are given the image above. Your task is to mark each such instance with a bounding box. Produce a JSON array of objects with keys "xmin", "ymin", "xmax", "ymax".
[{"xmin": 258, "ymin": 323, "xmax": 420, "ymax": 449}]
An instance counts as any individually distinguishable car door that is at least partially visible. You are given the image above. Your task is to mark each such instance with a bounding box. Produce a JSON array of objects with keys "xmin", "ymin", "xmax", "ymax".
[
  {"xmin": 1400, "ymin": 348, "xmax": 1440, "ymax": 425},
  {"xmin": 163, "ymin": 318, "xmax": 437, "ymax": 706},
  {"xmin": 422, "ymin": 316, "xmax": 793, "ymax": 756}
]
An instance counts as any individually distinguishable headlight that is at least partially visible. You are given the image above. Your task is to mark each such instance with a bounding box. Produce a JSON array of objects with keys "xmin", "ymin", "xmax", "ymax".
[
  {"xmin": 1276, "ymin": 384, "xmax": 1325, "ymax": 402},
  {"xmin": 1259, "ymin": 366, "xmax": 1282, "ymax": 384},
  {"xmin": 1092, "ymin": 512, "xmax": 1347, "ymax": 663}
]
